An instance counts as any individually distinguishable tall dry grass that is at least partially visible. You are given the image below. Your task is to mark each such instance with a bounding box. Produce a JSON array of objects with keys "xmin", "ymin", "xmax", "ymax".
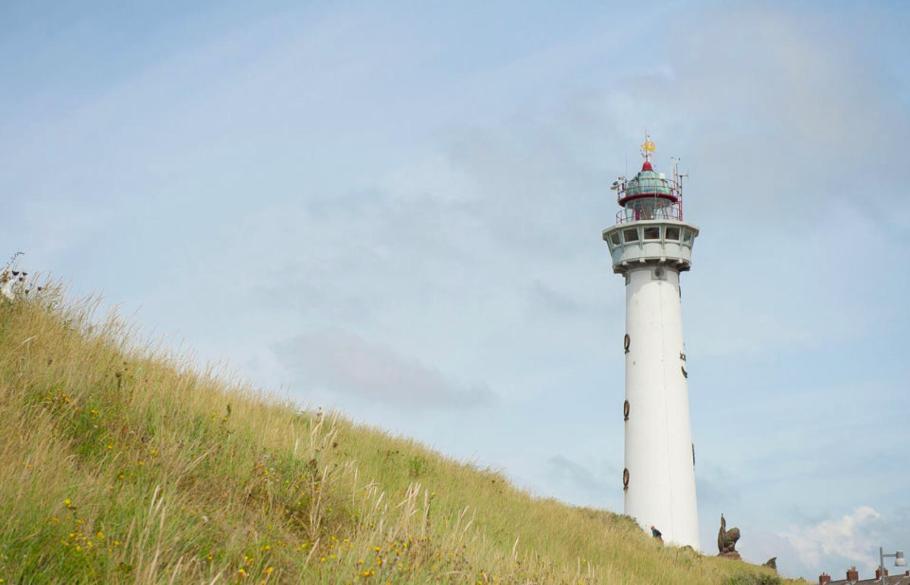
[{"xmin": 0, "ymin": 290, "xmax": 796, "ymax": 584}]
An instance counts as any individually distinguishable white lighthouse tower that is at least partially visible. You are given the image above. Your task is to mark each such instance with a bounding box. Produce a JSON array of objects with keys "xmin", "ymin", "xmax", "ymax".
[{"xmin": 603, "ymin": 136, "xmax": 700, "ymax": 549}]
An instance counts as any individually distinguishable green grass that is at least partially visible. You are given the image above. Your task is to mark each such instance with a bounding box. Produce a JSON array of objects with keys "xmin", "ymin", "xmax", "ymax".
[{"xmin": 0, "ymin": 290, "xmax": 799, "ymax": 584}]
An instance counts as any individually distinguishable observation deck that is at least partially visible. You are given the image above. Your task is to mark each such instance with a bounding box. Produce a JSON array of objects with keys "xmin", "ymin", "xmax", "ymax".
[{"xmin": 602, "ymin": 220, "xmax": 698, "ymax": 274}]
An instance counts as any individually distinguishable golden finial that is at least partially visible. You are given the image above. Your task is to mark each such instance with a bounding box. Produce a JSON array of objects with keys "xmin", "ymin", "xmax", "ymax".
[{"xmin": 641, "ymin": 133, "xmax": 656, "ymax": 160}]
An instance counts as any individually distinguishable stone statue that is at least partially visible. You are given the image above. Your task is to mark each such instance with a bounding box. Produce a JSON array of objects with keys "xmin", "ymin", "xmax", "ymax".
[
  {"xmin": 763, "ymin": 557, "xmax": 777, "ymax": 572},
  {"xmin": 717, "ymin": 514, "xmax": 741, "ymax": 560}
]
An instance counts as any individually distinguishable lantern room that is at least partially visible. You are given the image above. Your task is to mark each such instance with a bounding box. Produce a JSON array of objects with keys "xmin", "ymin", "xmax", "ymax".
[{"xmin": 611, "ymin": 136, "xmax": 684, "ymax": 224}]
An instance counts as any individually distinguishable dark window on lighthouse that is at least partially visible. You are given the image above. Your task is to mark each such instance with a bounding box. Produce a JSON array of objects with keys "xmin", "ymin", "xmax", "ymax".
[
  {"xmin": 610, "ymin": 232, "xmax": 621, "ymax": 246},
  {"xmin": 643, "ymin": 226, "xmax": 660, "ymax": 240},
  {"xmin": 624, "ymin": 334, "xmax": 630, "ymax": 354},
  {"xmin": 665, "ymin": 226, "xmax": 681, "ymax": 241},
  {"xmin": 623, "ymin": 468, "xmax": 630, "ymax": 490},
  {"xmin": 623, "ymin": 400, "xmax": 630, "ymax": 421},
  {"xmin": 623, "ymin": 229, "xmax": 639, "ymax": 243}
]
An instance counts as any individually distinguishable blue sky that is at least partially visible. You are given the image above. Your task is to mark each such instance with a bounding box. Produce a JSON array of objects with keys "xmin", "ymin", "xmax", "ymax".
[{"xmin": 2, "ymin": 1, "xmax": 909, "ymax": 579}]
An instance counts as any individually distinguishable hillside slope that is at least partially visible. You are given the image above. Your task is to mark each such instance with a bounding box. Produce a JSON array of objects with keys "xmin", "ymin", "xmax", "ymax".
[{"xmin": 0, "ymin": 292, "xmax": 792, "ymax": 584}]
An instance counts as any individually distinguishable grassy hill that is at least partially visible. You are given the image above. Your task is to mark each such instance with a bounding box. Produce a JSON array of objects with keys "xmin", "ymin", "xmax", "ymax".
[{"xmin": 0, "ymin": 291, "xmax": 795, "ymax": 584}]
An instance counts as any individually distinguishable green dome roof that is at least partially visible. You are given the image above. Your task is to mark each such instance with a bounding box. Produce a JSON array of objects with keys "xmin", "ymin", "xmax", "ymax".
[{"xmin": 624, "ymin": 168, "xmax": 672, "ymax": 197}]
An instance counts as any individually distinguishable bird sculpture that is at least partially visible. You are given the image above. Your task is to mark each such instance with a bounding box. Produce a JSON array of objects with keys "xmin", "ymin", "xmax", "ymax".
[{"xmin": 717, "ymin": 514, "xmax": 741, "ymax": 559}]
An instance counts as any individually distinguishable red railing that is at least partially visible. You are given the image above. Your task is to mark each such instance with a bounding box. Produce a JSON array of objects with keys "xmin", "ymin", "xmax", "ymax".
[
  {"xmin": 615, "ymin": 202, "xmax": 684, "ymax": 224},
  {"xmin": 614, "ymin": 177, "xmax": 684, "ymax": 205},
  {"xmin": 613, "ymin": 175, "xmax": 686, "ymax": 224}
]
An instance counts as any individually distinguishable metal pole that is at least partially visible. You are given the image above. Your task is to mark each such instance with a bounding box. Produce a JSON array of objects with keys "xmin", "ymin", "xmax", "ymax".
[{"xmin": 881, "ymin": 546, "xmax": 885, "ymax": 583}]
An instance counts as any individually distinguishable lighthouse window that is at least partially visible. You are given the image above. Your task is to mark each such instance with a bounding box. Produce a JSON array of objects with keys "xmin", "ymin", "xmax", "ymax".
[
  {"xmin": 622, "ymin": 468, "xmax": 630, "ymax": 490},
  {"xmin": 643, "ymin": 226, "xmax": 660, "ymax": 240},
  {"xmin": 610, "ymin": 232, "xmax": 621, "ymax": 246},
  {"xmin": 623, "ymin": 400, "xmax": 630, "ymax": 421},
  {"xmin": 665, "ymin": 226, "xmax": 680, "ymax": 241},
  {"xmin": 682, "ymin": 229, "xmax": 693, "ymax": 243},
  {"xmin": 623, "ymin": 229, "xmax": 639, "ymax": 243}
]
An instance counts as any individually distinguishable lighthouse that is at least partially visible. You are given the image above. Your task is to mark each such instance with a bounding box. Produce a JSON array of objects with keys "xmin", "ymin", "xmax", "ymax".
[{"xmin": 603, "ymin": 137, "xmax": 700, "ymax": 549}]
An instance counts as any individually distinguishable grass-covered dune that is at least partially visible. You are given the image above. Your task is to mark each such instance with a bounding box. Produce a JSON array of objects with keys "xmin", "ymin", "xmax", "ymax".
[{"xmin": 0, "ymin": 292, "xmax": 796, "ymax": 584}]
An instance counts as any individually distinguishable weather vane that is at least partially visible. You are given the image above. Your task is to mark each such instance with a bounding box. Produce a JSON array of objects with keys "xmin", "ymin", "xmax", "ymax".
[{"xmin": 640, "ymin": 133, "xmax": 656, "ymax": 162}]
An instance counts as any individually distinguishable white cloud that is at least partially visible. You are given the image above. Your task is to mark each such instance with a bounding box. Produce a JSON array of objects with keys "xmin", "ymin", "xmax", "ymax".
[{"xmin": 780, "ymin": 506, "xmax": 882, "ymax": 574}]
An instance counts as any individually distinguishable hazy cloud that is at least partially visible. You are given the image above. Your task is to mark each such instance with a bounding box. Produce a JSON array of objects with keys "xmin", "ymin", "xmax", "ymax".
[
  {"xmin": 273, "ymin": 330, "xmax": 495, "ymax": 409},
  {"xmin": 548, "ymin": 455, "xmax": 611, "ymax": 494},
  {"xmin": 543, "ymin": 454, "xmax": 620, "ymax": 510}
]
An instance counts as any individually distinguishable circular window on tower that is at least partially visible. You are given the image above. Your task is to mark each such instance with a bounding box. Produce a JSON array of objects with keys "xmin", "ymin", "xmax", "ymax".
[
  {"xmin": 622, "ymin": 468, "xmax": 630, "ymax": 490},
  {"xmin": 624, "ymin": 334, "xmax": 630, "ymax": 354},
  {"xmin": 623, "ymin": 400, "xmax": 630, "ymax": 421}
]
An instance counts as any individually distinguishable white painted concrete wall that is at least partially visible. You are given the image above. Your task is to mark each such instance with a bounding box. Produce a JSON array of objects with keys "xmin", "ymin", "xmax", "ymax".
[{"xmin": 624, "ymin": 265, "xmax": 700, "ymax": 549}]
